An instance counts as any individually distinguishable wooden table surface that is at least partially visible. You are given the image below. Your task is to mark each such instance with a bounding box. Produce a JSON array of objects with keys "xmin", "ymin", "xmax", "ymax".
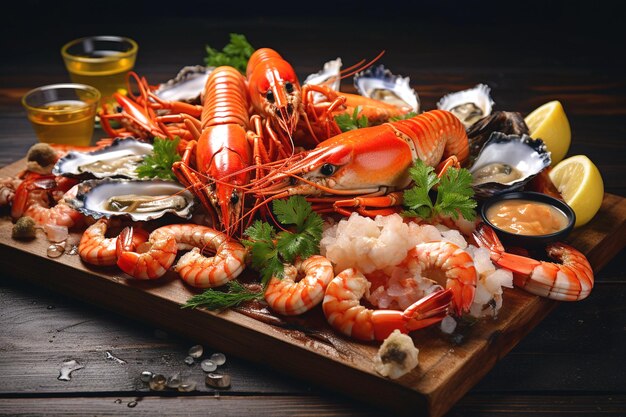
[{"xmin": 2, "ymin": 5, "xmax": 625, "ymax": 416}]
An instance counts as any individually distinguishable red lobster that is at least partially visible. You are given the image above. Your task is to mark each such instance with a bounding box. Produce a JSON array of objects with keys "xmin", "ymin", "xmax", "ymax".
[
  {"xmin": 249, "ymin": 109, "xmax": 469, "ymax": 217},
  {"xmin": 171, "ymin": 66, "xmax": 253, "ymax": 234}
]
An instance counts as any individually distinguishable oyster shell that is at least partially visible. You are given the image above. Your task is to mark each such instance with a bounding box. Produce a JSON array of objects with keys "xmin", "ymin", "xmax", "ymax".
[
  {"xmin": 437, "ymin": 84, "xmax": 494, "ymax": 129},
  {"xmin": 53, "ymin": 138, "xmax": 153, "ymax": 179},
  {"xmin": 303, "ymin": 58, "xmax": 342, "ymax": 91},
  {"xmin": 68, "ymin": 179, "xmax": 195, "ymax": 222},
  {"xmin": 469, "ymin": 132, "xmax": 551, "ymax": 198},
  {"xmin": 467, "ymin": 111, "xmax": 530, "ymax": 163},
  {"xmin": 353, "ymin": 65, "xmax": 419, "ymax": 112},
  {"xmin": 154, "ymin": 65, "xmax": 214, "ymax": 104}
]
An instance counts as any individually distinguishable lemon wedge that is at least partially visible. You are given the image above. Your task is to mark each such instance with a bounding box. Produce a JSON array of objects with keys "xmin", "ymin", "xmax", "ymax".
[
  {"xmin": 549, "ymin": 155, "xmax": 604, "ymax": 227},
  {"xmin": 525, "ymin": 100, "xmax": 571, "ymax": 165}
]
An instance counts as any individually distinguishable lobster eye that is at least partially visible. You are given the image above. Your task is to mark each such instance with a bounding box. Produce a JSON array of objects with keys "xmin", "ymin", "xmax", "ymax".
[
  {"xmin": 320, "ymin": 163, "xmax": 335, "ymax": 176},
  {"xmin": 230, "ymin": 192, "xmax": 239, "ymax": 205},
  {"xmin": 285, "ymin": 82, "xmax": 293, "ymax": 93},
  {"xmin": 265, "ymin": 90, "xmax": 275, "ymax": 103}
]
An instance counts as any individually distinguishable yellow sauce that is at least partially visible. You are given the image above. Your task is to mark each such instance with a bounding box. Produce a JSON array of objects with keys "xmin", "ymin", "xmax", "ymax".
[{"xmin": 486, "ymin": 199, "xmax": 568, "ymax": 236}]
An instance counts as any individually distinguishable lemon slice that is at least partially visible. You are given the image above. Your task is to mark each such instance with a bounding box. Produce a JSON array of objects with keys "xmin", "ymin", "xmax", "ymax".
[
  {"xmin": 525, "ymin": 100, "xmax": 571, "ymax": 165},
  {"xmin": 549, "ymin": 155, "xmax": 604, "ymax": 227}
]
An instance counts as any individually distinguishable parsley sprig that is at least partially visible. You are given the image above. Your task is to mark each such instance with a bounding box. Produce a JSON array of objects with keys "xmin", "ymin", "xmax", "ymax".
[
  {"xmin": 402, "ymin": 160, "xmax": 477, "ymax": 221},
  {"xmin": 136, "ymin": 137, "xmax": 181, "ymax": 181},
  {"xmin": 205, "ymin": 33, "xmax": 255, "ymax": 74},
  {"xmin": 243, "ymin": 196, "xmax": 324, "ymax": 285},
  {"xmin": 334, "ymin": 106, "xmax": 368, "ymax": 132}
]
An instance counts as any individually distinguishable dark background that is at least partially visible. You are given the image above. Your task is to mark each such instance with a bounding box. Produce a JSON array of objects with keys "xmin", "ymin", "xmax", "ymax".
[{"xmin": 2, "ymin": 0, "xmax": 625, "ymax": 81}]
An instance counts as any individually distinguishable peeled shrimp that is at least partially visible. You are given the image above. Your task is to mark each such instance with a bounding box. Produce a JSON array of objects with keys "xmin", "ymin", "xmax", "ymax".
[
  {"xmin": 264, "ymin": 255, "xmax": 334, "ymax": 315},
  {"xmin": 402, "ymin": 241, "xmax": 477, "ymax": 315}
]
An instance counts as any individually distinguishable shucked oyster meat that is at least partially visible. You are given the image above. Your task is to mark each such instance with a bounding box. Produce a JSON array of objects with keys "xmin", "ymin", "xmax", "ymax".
[
  {"xmin": 437, "ymin": 84, "xmax": 494, "ymax": 128},
  {"xmin": 469, "ymin": 132, "xmax": 551, "ymax": 198},
  {"xmin": 354, "ymin": 65, "xmax": 420, "ymax": 112},
  {"xmin": 67, "ymin": 179, "xmax": 195, "ymax": 222},
  {"xmin": 53, "ymin": 137, "xmax": 153, "ymax": 179}
]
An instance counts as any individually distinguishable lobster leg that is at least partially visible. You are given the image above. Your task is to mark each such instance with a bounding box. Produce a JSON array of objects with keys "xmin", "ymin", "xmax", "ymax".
[{"xmin": 333, "ymin": 192, "xmax": 404, "ymax": 217}]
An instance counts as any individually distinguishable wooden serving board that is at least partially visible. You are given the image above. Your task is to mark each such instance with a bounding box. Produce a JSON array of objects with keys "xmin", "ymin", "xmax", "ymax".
[{"xmin": 1, "ymin": 158, "xmax": 625, "ymax": 417}]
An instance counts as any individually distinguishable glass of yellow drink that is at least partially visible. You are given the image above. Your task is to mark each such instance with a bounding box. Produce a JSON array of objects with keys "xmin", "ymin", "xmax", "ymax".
[
  {"xmin": 61, "ymin": 36, "xmax": 138, "ymax": 105},
  {"xmin": 22, "ymin": 84, "xmax": 100, "ymax": 146}
]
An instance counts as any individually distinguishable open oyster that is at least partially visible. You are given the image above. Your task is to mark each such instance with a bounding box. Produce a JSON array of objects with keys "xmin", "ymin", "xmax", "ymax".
[
  {"xmin": 437, "ymin": 84, "xmax": 494, "ymax": 129},
  {"xmin": 354, "ymin": 65, "xmax": 419, "ymax": 113},
  {"xmin": 53, "ymin": 138, "xmax": 153, "ymax": 179},
  {"xmin": 304, "ymin": 58, "xmax": 342, "ymax": 91},
  {"xmin": 469, "ymin": 132, "xmax": 551, "ymax": 198},
  {"xmin": 67, "ymin": 179, "xmax": 195, "ymax": 222},
  {"xmin": 154, "ymin": 65, "xmax": 214, "ymax": 104}
]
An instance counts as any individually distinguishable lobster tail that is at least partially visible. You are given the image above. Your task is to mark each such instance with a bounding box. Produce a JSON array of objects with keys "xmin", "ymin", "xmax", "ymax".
[
  {"xmin": 392, "ymin": 110, "xmax": 469, "ymax": 166},
  {"xmin": 202, "ymin": 66, "xmax": 250, "ymax": 130}
]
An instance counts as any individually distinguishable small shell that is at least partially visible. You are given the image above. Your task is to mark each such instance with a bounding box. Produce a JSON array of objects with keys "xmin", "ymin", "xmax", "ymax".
[
  {"xmin": 67, "ymin": 179, "xmax": 195, "ymax": 222},
  {"xmin": 469, "ymin": 132, "xmax": 551, "ymax": 199},
  {"xmin": 154, "ymin": 66, "xmax": 214, "ymax": 104},
  {"xmin": 437, "ymin": 84, "xmax": 494, "ymax": 128},
  {"xmin": 354, "ymin": 65, "xmax": 419, "ymax": 112},
  {"xmin": 303, "ymin": 58, "xmax": 342, "ymax": 91},
  {"xmin": 53, "ymin": 138, "xmax": 153, "ymax": 179}
]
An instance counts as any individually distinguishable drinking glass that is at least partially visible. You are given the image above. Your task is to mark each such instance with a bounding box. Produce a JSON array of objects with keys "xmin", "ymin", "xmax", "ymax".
[{"xmin": 22, "ymin": 84, "xmax": 100, "ymax": 146}]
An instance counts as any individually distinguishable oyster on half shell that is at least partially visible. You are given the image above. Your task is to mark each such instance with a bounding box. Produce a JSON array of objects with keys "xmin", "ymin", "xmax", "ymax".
[
  {"xmin": 469, "ymin": 132, "xmax": 551, "ymax": 198},
  {"xmin": 53, "ymin": 137, "xmax": 153, "ymax": 179},
  {"xmin": 67, "ymin": 179, "xmax": 195, "ymax": 222},
  {"xmin": 437, "ymin": 84, "xmax": 494, "ymax": 129},
  {"xmin": 354, "ymin": 65, "xmax": 420, "ymax": 112},
  {"xmin": 304, "ymin": 58, "xmax": 342, "ymax": 91},
  {"xmin": 154, "ymin": 65, "xmax": 214, "ymax": 104}
]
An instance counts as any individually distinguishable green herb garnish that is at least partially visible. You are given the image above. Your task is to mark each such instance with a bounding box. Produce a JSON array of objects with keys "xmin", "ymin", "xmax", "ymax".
[
  {"xmin": 204, "ymin": 33, "xmax": 255, "ymax": 74},
  {"xmin": 390, "ymin": 111, "xmax": 418, "ymax": 121},
  {"xmin": 334, "ymin": 106, "xmax": 369, "ymax": 132},
  {"xmin": 136, "ymin": 137, "xmax": 181, "ymax": 181},
  {"xmin": 242, "ymin": 196, "xmax": 323, "ymax": 285},
  {"xmin": 402, "ymin": 160, "xmax": 477, "ymax": 221},
  {"xmin": 182, "ymin": 281, "xmax": 262, "ymax": 311}
]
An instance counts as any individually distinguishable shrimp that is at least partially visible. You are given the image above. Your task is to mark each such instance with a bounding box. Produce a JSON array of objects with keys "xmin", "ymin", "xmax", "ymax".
[
  {"xmin": 402, "ymin": 241, "xmax": 477, "ymax": 316},
  {"xmin": 116, "ymin": 227, "xmax": 178, "ymax": 280},
  {"xmin": 11, "ymin": 174, "xmax": 82, "ymax": 228},
  {"xmin": 322, "ymin": 268, "xmax": 454, "ymax": 341},
  {"xmin": 0, "ymin": 176, "xmax": 21, "ymax": 207},
  {"xmin": 78, "ymin": 219, "xmax": 148, "ymax": 266},
  {"xmin": 473, "ymin": 223, "xmax": 594, "ymax": 301},
  {"xmin": 264, "ymin": 255, "xmax": 334, "ymax": 316},
  {"xmin": 158, "ymin": 224, "xmax": 246, "ymax": 288}
]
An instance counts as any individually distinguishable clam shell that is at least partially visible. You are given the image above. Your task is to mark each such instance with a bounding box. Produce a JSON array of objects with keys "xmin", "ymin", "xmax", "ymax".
[
  {"xmin": 354, "ymin": 65, "xmax": 420, "ymax": 112},
  {"xmin": 53, "ymin": 138, "xmax": 153, "ymax": 179},
  {"xmin": 303, "ymin": 58, "xmax": 342, "ymax": 91},
  {"xmin": 437, "ymin": 84, "xmax": 494, "ymax": 129},
  {"xmin": 469, "ymin": 132, "xmax": 551, "ymax": 199},
  {"xmin": 154, "ymin": 65, "xmax": 214, "ymax": 104},
  {"xmin": 67, "ymin": 179, "xmax": 195, "ymax": 222}
]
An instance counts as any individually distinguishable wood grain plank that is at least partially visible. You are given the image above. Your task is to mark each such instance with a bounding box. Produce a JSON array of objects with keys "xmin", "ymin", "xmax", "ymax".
[{"xmin": 1, "ymin": 159, "xmax": 624, "ymax": 416}]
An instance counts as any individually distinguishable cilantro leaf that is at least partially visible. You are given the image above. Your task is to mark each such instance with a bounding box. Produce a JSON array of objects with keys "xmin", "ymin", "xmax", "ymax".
[
  {"xmin": 242, "ymin": 196, "xmax": 324, "ymax": 285},
  {"xmin": 205, "ymin": 33, "xmax": 254, "ymax": 74},
  {"xmin": 136, "ymin": 137, "xmax": 181, "ymax": 180},
  {"xmin": 334, "ymin": 106, "xmax": 368, "ymax": 132},
  {"xmin": 402, "ymin": 160, "xmax": 477, "ymax": 221}
]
